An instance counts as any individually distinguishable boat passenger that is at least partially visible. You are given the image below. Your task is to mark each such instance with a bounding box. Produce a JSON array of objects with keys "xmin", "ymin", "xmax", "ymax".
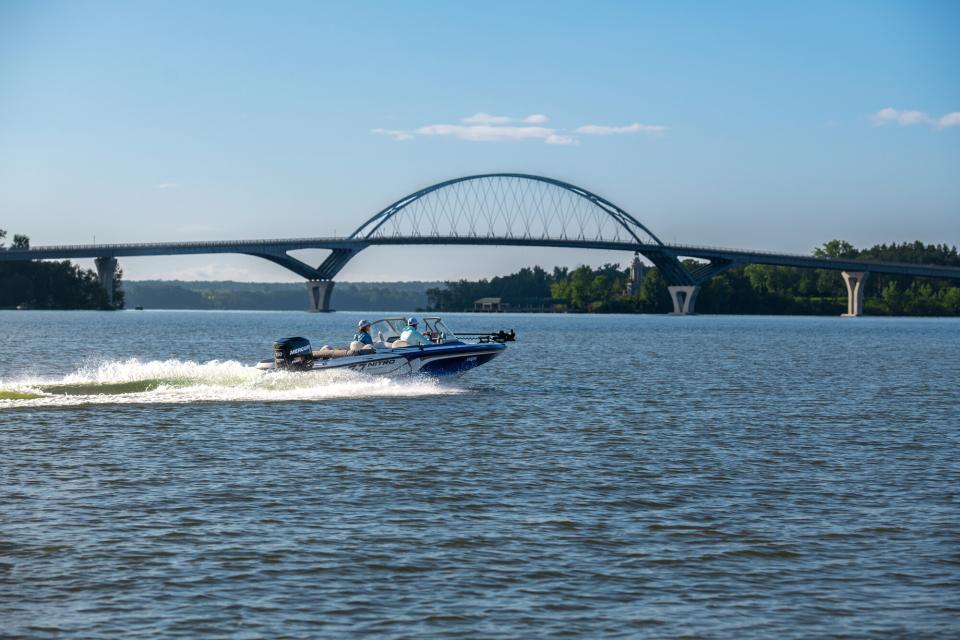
[
  {"xmin": 400, "ymin": 316, "xmax": 429, "ymax": 345},
  {"xmin": 354, "ymin": 319, "xmax": 374, "ymax": 346}
]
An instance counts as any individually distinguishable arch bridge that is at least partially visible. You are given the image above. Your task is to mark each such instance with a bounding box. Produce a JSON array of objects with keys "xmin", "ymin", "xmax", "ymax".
[{"xmin": 3, "ymin": 173, "xmax": 960, "ymax": 315}]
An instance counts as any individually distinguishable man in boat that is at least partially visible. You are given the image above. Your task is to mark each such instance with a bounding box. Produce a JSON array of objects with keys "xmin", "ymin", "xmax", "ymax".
[
  {"xmin": 400, "ymin": 316, "xmax": 429, "ymax": 345},
  {"xmin": 354, "ymin": 319, "xmax": 374, "ymax": 346}
]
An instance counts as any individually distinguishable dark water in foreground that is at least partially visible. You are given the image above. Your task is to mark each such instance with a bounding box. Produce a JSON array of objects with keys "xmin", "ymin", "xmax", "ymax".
[{"xmin": 1, "ymin": 311, "xmax": 958, "ymax": 638}]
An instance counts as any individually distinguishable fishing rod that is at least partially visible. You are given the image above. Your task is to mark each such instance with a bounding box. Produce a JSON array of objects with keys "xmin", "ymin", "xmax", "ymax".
[{"xmin": 456, "ymin": 329, "xmax": 516, "ymax": 343}]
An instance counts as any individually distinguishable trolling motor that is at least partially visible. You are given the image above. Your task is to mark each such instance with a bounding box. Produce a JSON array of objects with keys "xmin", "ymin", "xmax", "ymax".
[{"xmin": 273, "ymin": 337, "xmax": 315, "ymax": 371}]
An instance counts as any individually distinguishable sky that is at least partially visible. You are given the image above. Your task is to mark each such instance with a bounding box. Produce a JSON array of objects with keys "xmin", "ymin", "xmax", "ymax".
[{"xmin": 1, "ymin": 0, "xmax": 958, "ymax": 282}]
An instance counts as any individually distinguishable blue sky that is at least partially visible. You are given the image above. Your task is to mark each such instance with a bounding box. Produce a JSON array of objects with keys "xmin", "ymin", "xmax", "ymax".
[{"xmin": 1, "ymin": 0, "xmax": 958, "ymax": 281}]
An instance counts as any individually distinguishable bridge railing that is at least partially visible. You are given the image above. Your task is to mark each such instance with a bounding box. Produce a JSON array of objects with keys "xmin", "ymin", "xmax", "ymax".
[
  {"xmin": 667, "ymin": 242, "xmax": 815, "ymax": 259},
  {"xmin": 0, "ymin": 236, "xmax": 352, "ymax": 253},
  {"xmin": 668, "ymin": 242, "xmax": 960, "ymax": 272}
]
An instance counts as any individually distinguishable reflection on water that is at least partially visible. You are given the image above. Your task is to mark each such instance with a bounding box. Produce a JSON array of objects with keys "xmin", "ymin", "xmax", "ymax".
[{"xmin": 1, "ymin": 310, "xmax": 958, "ymax": 638}]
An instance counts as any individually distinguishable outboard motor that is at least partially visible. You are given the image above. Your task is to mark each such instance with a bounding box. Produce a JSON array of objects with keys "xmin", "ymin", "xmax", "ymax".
[{"xmin": 273, "ymin": 337, "xmax": 314, "ymax": 371}]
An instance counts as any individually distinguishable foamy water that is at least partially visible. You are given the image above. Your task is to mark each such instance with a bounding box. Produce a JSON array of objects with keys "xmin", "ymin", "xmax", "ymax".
[{"xmin": 0, "ymin": 358, "xmax": 463, "ymax": 407}]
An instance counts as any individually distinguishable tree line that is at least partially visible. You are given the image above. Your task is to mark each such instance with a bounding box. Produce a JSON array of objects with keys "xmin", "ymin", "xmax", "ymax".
[
  {"xmin": 124, "ymin": 280, "xmax": 433, "ymax": 311},
  {"xmin": 3, "ymin": 234, "xmax": 957, "ymax": 314},
  {"xmin": 0, "ymin": 231, "xmax": 124, "ymax": 310},
  {"xmin": 426, "ymin": 240, "xmax": 960, "ymax": 316}
]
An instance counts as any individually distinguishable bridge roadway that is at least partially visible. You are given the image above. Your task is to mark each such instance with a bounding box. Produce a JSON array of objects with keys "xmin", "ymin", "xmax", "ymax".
[{"xmin": 3, "ymin": 235, "xmax": 960, "ymax": 315}]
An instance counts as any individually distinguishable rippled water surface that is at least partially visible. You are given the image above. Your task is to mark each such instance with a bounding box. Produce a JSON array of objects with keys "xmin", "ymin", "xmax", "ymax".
[{"xmin": 1, "ymin": 310, "xmax": 958, "ymax": 638}]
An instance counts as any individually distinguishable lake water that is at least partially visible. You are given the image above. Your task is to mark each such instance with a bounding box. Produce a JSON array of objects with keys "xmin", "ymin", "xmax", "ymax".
[{"xmin": 1, "ymin": 310, "xmax": 958, "ymax": 638}]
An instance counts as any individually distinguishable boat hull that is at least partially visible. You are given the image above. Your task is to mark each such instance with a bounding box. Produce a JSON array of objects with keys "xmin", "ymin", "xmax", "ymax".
[{"xmin": 257, "ymin": 342, "xmax": 505, "ymax": 377}]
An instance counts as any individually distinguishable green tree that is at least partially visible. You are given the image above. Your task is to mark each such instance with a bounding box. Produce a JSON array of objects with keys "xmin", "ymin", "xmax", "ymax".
[
  {"xmin": 943, "ymin": 288, "xmax": 960, "ymax": 315},
  {"xmin": 111, "ymin": 264, "xmax": 126, "ymax": 309},
  {"xmin": 881, "ymin": 281, "xmax": 905, "ymax": 314},
  {"xmin": 637, "ymin": 269, "xmax": 670, "ymax": 313},
  {"xmin": 815, "ymin": 239, "xmax": 859, "ymax": 259},
  {"xmin": 0, "ymin": 232, "xmax": 123, "ymax": 309}
]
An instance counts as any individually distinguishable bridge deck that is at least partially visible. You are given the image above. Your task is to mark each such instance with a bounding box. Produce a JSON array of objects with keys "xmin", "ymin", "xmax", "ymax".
[{"xmin": 2, "ymin": 236, "xmax": 959, "ymax": 281}]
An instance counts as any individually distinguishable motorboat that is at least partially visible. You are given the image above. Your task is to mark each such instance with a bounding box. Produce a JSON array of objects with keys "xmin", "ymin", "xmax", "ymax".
[{"xmin": 255, "ymin": 316, "xmax": 511, "ymax": 377}]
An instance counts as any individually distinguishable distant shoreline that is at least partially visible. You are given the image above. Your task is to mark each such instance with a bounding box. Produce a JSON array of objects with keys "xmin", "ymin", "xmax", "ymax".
[{"xmin": 122, "ymin": 280, "xmax": 440, "ymax": 312}]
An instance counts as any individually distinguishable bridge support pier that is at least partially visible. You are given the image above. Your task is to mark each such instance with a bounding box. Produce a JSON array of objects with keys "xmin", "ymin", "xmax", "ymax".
[
  {"xmin": 94, "ymin": 257, "xmax": 117, "ymax": 308},
  {"xmin": 306, "ymin": 280, "xmax": 334, "ymax": 312},
  {"xmin": 668, "ymin": 285, "xmax": 700, "ymax": 315},
  {"xmin": 841, "ymin": 271, "xmax": 869, "ymax": 317}
]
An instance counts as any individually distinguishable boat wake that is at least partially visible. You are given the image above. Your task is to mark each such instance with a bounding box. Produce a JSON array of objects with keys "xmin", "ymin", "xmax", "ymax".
[{"xmin": 0, "ymin": 358, "xmax": 465, "ymax": 408}]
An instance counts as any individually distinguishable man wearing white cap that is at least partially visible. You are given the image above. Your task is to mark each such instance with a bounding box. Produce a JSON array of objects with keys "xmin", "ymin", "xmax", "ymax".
[{"xmin": 400, "ymin": 316, "xmax": 429, "ymax": 345}]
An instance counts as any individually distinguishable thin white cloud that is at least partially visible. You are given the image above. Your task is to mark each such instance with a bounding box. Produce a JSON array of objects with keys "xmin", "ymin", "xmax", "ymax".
[
  {"xmin": 871, "ymin": 108, "xmax": 931, "ymax": 126},
  {"xmin": 938, "ymin": 112, "xmax": 960, "ymax": 128},
  {"xmin": 371, "ymin": 113, "xmax": 665, "ymax": 145},
  {"xmin": 462, "ymin": 112, "xmax": 512, "ymax": 125},
  {"xmin": 871, "ymin": 107, "xmax": 960, "ymax": 129},
  {"xmin": 370, "ymin": 128, "xmax": 414, "ymax": 141},
  {"xmin": 576, "ymin": 123, "xmax": 667, "ymax": 135},
  {"xmin": 154, "ymin": 182, "xmax": 181, "ymax": 189},
  {"xmin": 417, "ymin": 124, "xmax": 567, "ymax": 144},
  {"xmin": 871, "ymin": 107, "xmax": 898, "ymax": 125},
  {"xmin": 898, "ymin": 110, "xmax": 930, "ymax": 125},
  {"xmin": 545, "ymin": 133, "xmax": 577, "ymax": 145}
]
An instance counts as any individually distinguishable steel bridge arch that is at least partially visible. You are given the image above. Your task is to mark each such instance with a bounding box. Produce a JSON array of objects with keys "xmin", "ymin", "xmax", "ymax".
[
  {"xmin": 348, "ymin": 173, "xmax": 666, "ymax": 246},
  {"xmin": 342, "ymin": 173, "xmax": 694, "ymax": 285}
]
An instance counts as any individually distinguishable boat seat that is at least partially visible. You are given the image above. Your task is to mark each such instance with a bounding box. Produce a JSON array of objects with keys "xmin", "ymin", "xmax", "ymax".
[
  {"xmin": 314, "ymin": 345, "xmax": 376, "ymax": 359},
  {"xmin": 390, "ymin": 340, "xmax": 410, "ymax": 348},
  {"xmin": 314, "ymin": 348, "xmax": 350, "ymax": 359}
]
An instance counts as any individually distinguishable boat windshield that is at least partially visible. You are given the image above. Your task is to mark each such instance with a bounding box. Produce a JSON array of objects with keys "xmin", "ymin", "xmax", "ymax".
[
  {"xmin": 368, "ymin": 317, "xmax": 458, "ymax": 344},
  {"xmin": 368, "ymin": 318, "xmax": 406, "ymax": 344},
  {"xmin": 423, "ymin": 317, "xmax": 457, "ymax": 342}
]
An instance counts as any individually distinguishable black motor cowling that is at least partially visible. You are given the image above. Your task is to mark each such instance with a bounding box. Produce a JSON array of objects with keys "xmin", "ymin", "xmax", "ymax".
[{"xmin": 273, "ymin": 337, "xmax": 314, "ymax": 371}]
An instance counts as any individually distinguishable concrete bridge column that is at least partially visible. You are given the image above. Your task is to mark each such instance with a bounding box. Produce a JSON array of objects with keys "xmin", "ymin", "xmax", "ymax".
[
  {"xmin": 668, "ymin": 285, "xmax": 700, "ymax": 315},
  {"xmin": 841, "ymin": 271, "xmax": 869, "ymax": 317},
  {"xmin": 306, "ymin": 280, "xmax": 335, "ymax": 312},
  {"xmin": 94, "ymin": 257, "xmax": 117, "ymax": 308}
]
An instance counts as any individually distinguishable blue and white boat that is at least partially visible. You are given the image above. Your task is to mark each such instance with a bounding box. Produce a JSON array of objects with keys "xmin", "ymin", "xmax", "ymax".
[{"xmin": 256, "ymin": 317, "xmax": 509, "ymax": 377}]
